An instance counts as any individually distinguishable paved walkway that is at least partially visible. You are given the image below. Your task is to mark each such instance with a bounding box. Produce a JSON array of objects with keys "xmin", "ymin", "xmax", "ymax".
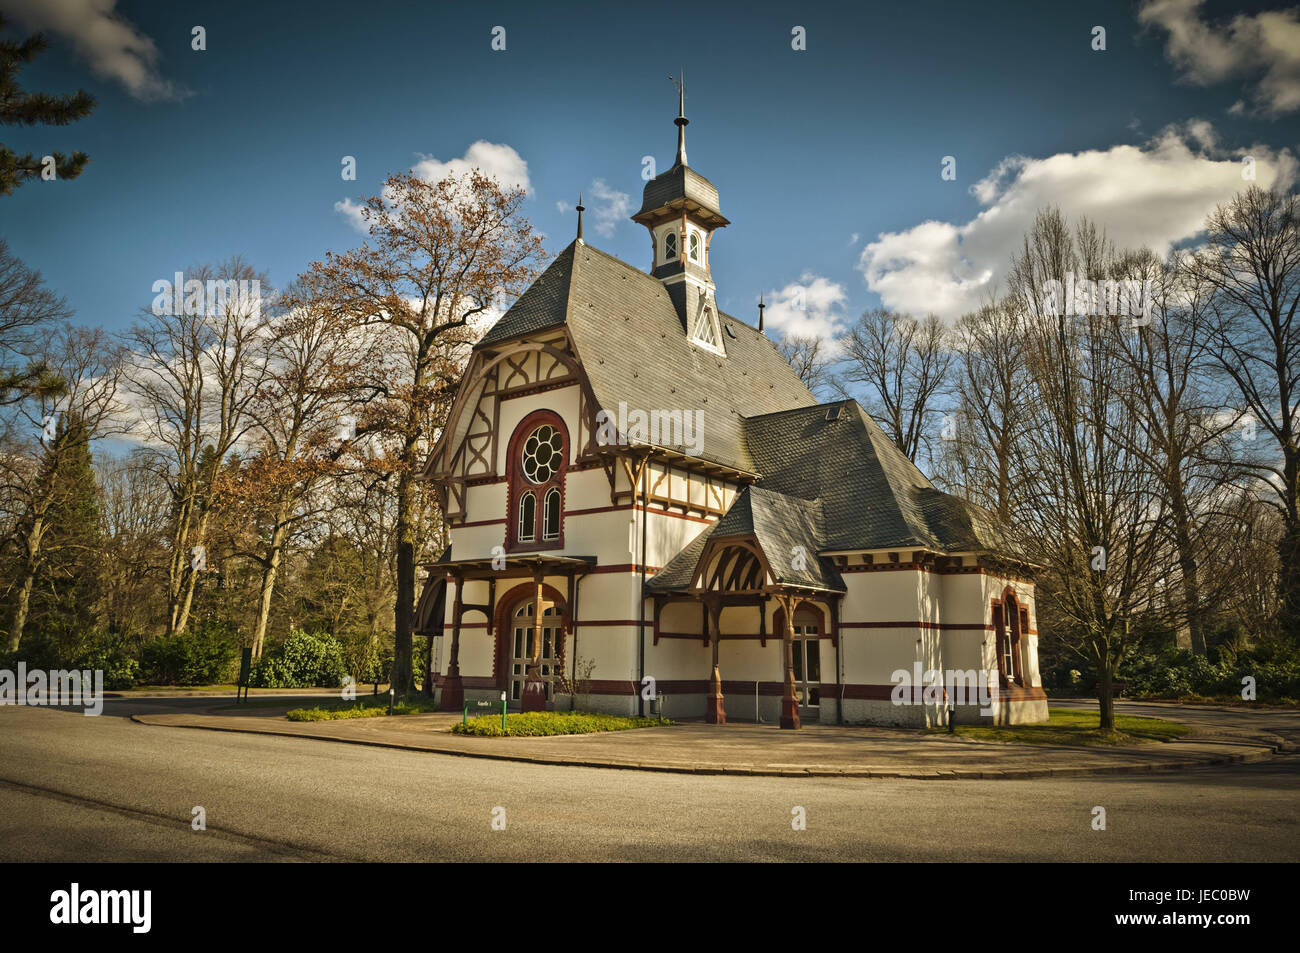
[{"xmin": 131, "ymin": 700, "xmax": 1294, "ymax": 779}]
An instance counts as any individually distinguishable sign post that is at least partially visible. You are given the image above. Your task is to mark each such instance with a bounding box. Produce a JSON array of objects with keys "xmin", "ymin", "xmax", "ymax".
[{"xmin": 236, "ymin": 648, "xmax": 252, "ymax": 704}]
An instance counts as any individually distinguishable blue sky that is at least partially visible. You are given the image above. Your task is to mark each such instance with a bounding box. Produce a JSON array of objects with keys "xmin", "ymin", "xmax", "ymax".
[{"xmin": 3, "ymin": 0, "xmax": 1298, "ymax": 340}]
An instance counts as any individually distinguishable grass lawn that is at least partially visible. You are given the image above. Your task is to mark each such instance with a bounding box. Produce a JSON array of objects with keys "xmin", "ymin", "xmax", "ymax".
[
  {"xmin": 931, "ymin": 708, "xmax": 1193, "ymax": 746},
  {"xmin": 121, "ymin": 684, "xmax": 243, "ymax": 693},
  {"xmin": 285, "ymin": 695, "xmax": 441, "ymax": 721},
  {"xmin": 452, "ymin": 711, "xmax": 673, "ymax": 737}
]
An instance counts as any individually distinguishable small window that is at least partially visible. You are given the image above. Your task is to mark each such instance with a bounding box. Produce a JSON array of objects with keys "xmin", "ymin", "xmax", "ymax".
[
  {"xmin": 692, "ymin": 306, "xmax": 720, "ymax": 349},
  {"xmin": 664, "ymin": 232, "xmax": 677, "ymax": 260},
  {"xmin": 689, "ymin": 232, "xmax": 700, "ymax": 261},
  {"xmin": 518, "ymin": 491, "xmax": 536, "ymax": 542},
  {"xmin": 543, "ymin": 488, "xmax": 561, "ymax": 540}
]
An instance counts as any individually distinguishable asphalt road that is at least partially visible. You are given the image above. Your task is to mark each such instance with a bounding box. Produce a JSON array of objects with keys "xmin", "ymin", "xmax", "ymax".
[{"xmin": 1, "ymin": 696, "xmax": 1297, "ymax": 862}]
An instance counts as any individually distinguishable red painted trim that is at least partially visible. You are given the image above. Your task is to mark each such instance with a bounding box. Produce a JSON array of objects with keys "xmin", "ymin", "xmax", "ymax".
[
  {"xmin": 636, "ymin": 681, "xmax": 1047, "ymax": 702},
  {"xmin": 773, "ymin": 602, "xmax": 833, "ymax": 646},
  {"xmin": 493, "ymin": 581, "xmax": 569, "ymax": 689},
  {"xmin": 505, "ymin": 409, "xmax": 569, "ymax": 554},
  {"xmin": 838, "ymin": 621, "xmax": 995, "ymax": 631}
]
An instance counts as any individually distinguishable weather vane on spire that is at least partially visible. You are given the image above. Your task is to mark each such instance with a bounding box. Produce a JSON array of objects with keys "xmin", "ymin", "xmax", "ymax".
[{"xmin": 669, "ymin": 69, "xmax": 688, "ymax": 167}]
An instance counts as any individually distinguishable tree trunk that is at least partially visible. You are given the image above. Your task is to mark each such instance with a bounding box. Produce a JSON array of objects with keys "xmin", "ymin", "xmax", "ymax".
[
  {"xmin": 166, "ymin": 495, "xmax": 196, "ymax": 637},
  {"xmin": 392, "ymin": 470, "xmax": 416, "ymax": 697},
  {"xmin": 6, "ymin": 567, "xmax": 35, "ymax": 653},
  {"xmin": 6, "ymin": 516, "xmax": 45, "ymax": 652},
  {"xmin": 1169, "ymin": 485, "xmax": 1206, "ymax": 655},
  {"xmin": 1096, "ymin": 658, "xmax": 1115, "ymax": 734},
  {"xmin": 251, "ymin": 516, "xmax": 288, "ymax": 658}
]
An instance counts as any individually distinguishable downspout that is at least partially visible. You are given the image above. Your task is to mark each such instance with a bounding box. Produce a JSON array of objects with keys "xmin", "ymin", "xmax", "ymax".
[
  {"xmin": 834, "ymin": 596, "xmax": 844, "ymax": 725},
  {"xmin": 570, "ymin": 569, "xmax": 589, "ymax": 712},
  {"xmin": 637, "ymin": 456, "xmax": 648, "ymax": 717}
]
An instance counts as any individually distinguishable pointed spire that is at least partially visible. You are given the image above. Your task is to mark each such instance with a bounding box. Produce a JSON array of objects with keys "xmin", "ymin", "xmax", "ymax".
[
  {"xmin": 758, "ymin": 294, "xmax": 765, "ymax": 333},
  {"xmin": 575, "ymin": 192, "xmax": 585, "ymax": 242},
  {"xmin": 672, "ymin": 69, "xmax": 689, "ymax": 167}
]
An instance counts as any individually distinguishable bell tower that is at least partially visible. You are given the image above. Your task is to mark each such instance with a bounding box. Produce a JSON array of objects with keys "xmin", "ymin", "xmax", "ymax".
[{"xmin": 631, "ymin": 73, "xmax": 731, "ymax": 352}]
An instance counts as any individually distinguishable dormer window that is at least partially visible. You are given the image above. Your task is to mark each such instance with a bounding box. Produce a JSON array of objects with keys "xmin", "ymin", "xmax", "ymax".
[
  {"xmin": 664, "ymin": 232, "xmax": 678, "ymax": 260},
  {"xmin": 692, "ymin": 305, "xmax": 723, "ymax": 352},
  {"xmin": 689, "ymin": 232, "xmax": 700, "ymax": 261}
]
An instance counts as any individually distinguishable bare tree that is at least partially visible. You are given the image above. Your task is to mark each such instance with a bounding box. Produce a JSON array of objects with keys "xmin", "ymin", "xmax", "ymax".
[
  {"xmin": 217, "ymin": 277, "xmax": 372, "ymax": 657},
  {"xmin": 944, "ymin": 300, "xmax": 1034, "ymax": 522},
  {"xmin": 126, "ymin": 258, "xmax": 271, "ymax": 637},
  {"xmin": 837, "ymin": 308, "xmax": 952, "ymax": 464},
  {"xmin": 1106, "ymin": 249, "xmax": 1241, "ymax": 654},
  {"xmin": 3, "ymin": 325, "xmax": 123, "ymax": 650},
  {"xmin": 1193, "ymin": 187, "xmax": 1300, "ymax": 641},
  {"xmin": 1005, "ymin": 210, "xmax": 1169, "ymax": 732},
  {"xmin": 776, "ymin": 333, "xmax": 834, "ymax": 396},
  {"xmin": 308, "ymin": 170, "xmax": 543, "ymax": 695},
  {"xmin": 0, "ymin": 239, "xmax": 67, "ymax": 404}
]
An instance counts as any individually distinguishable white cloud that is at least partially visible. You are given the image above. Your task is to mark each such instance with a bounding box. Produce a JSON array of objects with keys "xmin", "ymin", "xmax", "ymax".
[
  {"xmin": 4, "ymin": 0, "xmax": 184, "ymax": 101},
  {"xmin": 586, "ymin": 178, "xmax": 631, "ymax": 238},
  {"xmin": 858, "ymin": 123, "xmax": 1298, "ymax": 321},
  {"xmin": 335, "ymin": 141, "xmax": 531, "ymax": 232},
  {"xmin": 762, "ymin": 273, "xmax": 848, "ymax": 345},
  {"xmin": 411, "ymin": 141, "xmax": 531, "ymax": 193},
  {"xmin": 1139, "ymin": 0, "xmax": 1300, "ymax": 116}
]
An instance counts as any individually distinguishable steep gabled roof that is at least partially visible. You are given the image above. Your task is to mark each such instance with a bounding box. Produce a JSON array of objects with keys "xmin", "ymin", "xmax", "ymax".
[
  {"xmin": 742, "ymin": 401, "xmax": 1008, "ymax": 554},
  {"xmin": 476, "ymin": 239, "xmax": 818, "ymax": 472},
  {"xmin": 647, "ymin": 485, "xmax": 845, "ymax": 593}
]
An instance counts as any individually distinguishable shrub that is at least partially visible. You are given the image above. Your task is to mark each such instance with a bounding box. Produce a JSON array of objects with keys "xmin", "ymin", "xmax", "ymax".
[
  {"xmin": 1121, "ymin": 645, "xmax": 1300, "ymax": 702},
  {"xmin": 140, "ymin": 621, "xmax": 239, "ymax": 685},
  {"xmin": 249, "ymin": 629, "xmax": 347, "ymax": 688},
  {"xmin": 73, "ymin": 632, "xmax": 140, "ymax": 690}
]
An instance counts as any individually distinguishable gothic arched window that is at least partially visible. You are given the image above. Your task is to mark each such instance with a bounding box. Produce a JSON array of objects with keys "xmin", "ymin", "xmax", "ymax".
[
  {"xmin": 543, "ymin": 488, "xmax": 561, "ymax": 541},
  {"xmin": 689, "ymin": 232, "xmax": 700, "ymax": 261},
  {"xmin": 507, "ymin": 412, "xmax": 567, "ymax": 551},
  {"xmin": 518, "ymin": 491, "xmax": 536, "ymax": 542},
  {"xmin": 664, "ymin": 232, "xmax": 678, "ymax": 260}
]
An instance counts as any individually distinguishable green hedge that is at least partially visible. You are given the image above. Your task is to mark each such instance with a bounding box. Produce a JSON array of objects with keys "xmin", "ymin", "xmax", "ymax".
[
  {"xmin": 249, "ymin": 629, "xmax": 348, "ymax": 688},
  {"xmin": 1121, "ymin": 647, "xmax": 1300, "ymax": 702},
  {"xmin": 140, "ymin": 621, "xmax": 239, "ymax": 685},
  {"xmin": 452, "ymin": 711, "xmax": 672, "ymax": 737}
]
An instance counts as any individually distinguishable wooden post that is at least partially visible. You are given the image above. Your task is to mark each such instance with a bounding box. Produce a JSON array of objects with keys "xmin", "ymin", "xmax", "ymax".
[
  {"xmin": 521, "ymin": 571, "xmax": 547, "ymax": 711},
  {"xmin": 704, "ymin": 596, "xmax": 725, "ymax": 724},
  {"xmin": 440, "ymin": 573, "xmax": 465, "ymax": 711},
  {"xmin": 779, "ymin": 593, "xmax": 801, "ymax": 729}
]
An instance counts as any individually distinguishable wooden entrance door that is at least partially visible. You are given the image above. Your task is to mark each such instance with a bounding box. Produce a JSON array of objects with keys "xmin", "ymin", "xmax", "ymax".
[{"xmin": 508, "ymin": 600, "xmax": 561, "ymax": 708}]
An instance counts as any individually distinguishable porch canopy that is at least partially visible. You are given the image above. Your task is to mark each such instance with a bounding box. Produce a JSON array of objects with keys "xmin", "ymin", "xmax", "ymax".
[
  {"xmin": 419, "ymin": 552, "xmax": 596, "ymax": 711},
  {"xmin": 646, "ymin": 485, "xmax": 845, "ymax": 729}
]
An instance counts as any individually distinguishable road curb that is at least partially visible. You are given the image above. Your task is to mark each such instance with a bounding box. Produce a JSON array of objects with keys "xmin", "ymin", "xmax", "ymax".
[{"xmin": 129, "ymin": 713, "xmax": 1287, "ymax": 780}]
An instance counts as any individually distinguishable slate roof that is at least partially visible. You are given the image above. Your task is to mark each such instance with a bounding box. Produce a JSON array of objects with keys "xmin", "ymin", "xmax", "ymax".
[
  {"xmin": 633, "ymin": 162, "xmax": 728, "ymax": 224},
  {"xmin": 647, "ymin": 485, "xmax": 846, "ymax": 593},
  {"xmin": 472, "ymin": 240, "xmax": 1018, "ymax": 591},
  {"xmin": 741, "ymin": 400, "xmax": 1011, "ymax": 554},
  {"xmin": 476, "ymin": 239, "xmax": 819, "ymax": 473}
]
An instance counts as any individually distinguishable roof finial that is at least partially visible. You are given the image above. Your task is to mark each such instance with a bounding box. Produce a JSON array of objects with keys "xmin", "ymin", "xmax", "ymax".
[
  {"xmin": 670, "ymin": 70, "xmax": 688, "ymax": 167},
  {"xmin": 758, "ymin": 293, "xmax": 765, "ymax": 333},
  {"xmin": 576, "ymin": 192, "xmax": 585, "ymax": 242}
]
